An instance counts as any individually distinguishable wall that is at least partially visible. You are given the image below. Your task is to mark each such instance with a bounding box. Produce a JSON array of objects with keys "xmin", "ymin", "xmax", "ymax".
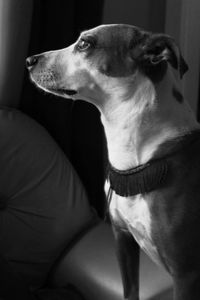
[
  {"xmin": 165, "ymin": 0, "xmax": 200, "ymax": 114},
  {"xmin": 103, "ymin": 0, "xmax": 166, "ymax": 32},
  {"xmin": 0, "ymin": 0, "xmax": 33, "ymax": 107}
]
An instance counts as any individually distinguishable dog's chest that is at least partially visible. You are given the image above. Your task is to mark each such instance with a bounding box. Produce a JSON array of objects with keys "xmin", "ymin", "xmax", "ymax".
[{"xmin": 108, "ymin": 186, "xmax": 162, "ymax": 266}]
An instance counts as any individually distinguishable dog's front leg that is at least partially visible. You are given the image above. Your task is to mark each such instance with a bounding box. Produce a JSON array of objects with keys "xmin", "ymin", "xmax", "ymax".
[
  {"xmin": 173, "ymin": 272, "xmax": 200, "ymax": 300},
  {"xmin": 112, "ymin": 224, "xmax": 140, "ymax": 300}
]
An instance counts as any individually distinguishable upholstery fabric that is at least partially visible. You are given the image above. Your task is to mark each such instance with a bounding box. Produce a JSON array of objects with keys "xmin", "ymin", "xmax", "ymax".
[{"xmin": 0, "ymin": 106, "xmax": 95, "ymax": 289}]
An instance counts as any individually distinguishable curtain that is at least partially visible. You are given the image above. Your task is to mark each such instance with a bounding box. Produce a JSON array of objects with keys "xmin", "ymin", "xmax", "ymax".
[{"xmin": 21, "ymin": 0, "xmax": 106, "ymax": 216}]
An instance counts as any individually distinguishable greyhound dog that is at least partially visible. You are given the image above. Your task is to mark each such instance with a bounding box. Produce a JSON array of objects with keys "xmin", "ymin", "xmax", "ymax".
[{"xmin": 27, "ymin": 24, "xmax": 200, "ymax": 300}]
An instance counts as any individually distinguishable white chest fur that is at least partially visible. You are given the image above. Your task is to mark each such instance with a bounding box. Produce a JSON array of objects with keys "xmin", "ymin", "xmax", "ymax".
[{"xmin": 106, "ymin": 181, "xmax": 162, "ymax": 266}]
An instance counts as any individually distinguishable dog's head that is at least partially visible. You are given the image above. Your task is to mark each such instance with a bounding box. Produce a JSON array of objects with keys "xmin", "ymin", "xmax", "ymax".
[{"xmin": 27, "ymin": 24, "xmax": 188, "ymax": 107}]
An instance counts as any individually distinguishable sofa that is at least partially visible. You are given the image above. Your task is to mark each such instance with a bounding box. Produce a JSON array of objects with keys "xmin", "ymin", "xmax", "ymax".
[{"xmin": 0, "ymin": 106, "xmax": 172, "ymax": 299}]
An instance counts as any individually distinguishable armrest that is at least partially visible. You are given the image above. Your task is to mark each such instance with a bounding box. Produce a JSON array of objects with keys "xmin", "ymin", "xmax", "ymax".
[
  {"xmin": 51, "ymin": 222, "xmax": 124, "ymax": 300},
  {"xmin": 51, "ymin": 222, "xmax": 172, "ymax": 300}
]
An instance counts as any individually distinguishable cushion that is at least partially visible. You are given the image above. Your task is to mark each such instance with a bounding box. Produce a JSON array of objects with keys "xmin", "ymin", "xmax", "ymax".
[{"xmin": 0, "ymin": 106, "xmax": 96, "ymax": 290}]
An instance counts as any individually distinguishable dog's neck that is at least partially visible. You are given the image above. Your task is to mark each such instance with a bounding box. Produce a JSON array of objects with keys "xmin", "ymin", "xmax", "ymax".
[{"xmin": 100, "ymin": 69, "xmax": 200, "ymax": 170}]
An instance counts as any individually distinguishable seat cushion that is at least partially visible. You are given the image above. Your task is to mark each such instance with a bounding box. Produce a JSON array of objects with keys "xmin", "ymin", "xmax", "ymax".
[
  {"xmin": 0, "ymin": 106, "xmax": 96, "ymax": 289},
  {"xmin": 52, "ymin": 222, "xmax": 172, "ymax": 300}
]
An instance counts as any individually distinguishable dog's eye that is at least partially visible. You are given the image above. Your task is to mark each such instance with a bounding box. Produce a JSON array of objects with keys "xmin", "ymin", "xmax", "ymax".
[{"xmin": 77, "ymin": 39, "xmax": 92, "ymax": 51}]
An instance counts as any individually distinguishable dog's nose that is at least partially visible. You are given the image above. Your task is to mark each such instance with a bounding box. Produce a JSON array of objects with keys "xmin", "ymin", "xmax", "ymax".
[{"xmin": 26, "ymin": 55, "xmax": 38, "ymax": 69}]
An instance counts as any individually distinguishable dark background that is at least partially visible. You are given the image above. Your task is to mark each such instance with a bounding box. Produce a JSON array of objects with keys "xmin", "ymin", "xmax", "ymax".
[{"xmin": 21, "ymin": 0, "xmax": 106, "ymax": 216}]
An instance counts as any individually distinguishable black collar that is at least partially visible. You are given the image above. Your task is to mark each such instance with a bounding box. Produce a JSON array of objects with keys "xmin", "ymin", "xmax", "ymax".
[
  {"xmin": 107, "ymin": 130, "xmax": 200, "ymax": 197},
  {"xmin": 107, "ymin": 159, "xmax": 168, "ymax": 197}
]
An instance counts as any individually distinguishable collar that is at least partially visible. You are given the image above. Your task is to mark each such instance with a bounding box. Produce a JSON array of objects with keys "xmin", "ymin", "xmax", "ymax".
[
  {"xmin": 107, "ymin": 129, "xmax": 200, "ymax": 197},
  {"xmin": 107, "ymin": 158, "xmax": 168, "ymax": 197}
]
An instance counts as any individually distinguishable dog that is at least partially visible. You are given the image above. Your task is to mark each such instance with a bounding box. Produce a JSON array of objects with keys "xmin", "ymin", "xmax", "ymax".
[{"xmin": 27, "ymin": 24, "xmax": 200, "ymax": 300}]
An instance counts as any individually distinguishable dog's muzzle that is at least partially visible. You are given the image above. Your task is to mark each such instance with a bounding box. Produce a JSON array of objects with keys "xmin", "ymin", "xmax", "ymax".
[{"xmin": 26, "ymin": 55, "xmax": 77, "ymax": 97}]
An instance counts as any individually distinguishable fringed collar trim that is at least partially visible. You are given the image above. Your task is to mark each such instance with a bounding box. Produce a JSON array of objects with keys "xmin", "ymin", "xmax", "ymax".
[{"xmin": 107, "ymin": 158, "xmax": 168, "ymax": 197}]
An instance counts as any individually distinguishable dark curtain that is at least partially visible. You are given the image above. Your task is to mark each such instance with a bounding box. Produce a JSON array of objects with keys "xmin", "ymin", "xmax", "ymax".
[
  {"xmin": 198, "ymin": 67, "xmax": 200, "ymax": 121},
  {"xmin": 21, "ymin": 0, "xmax": 106, "ymax": 217}
]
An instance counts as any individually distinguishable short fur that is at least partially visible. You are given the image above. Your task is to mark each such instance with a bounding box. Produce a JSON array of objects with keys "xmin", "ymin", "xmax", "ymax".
[{"xmin": 27, "ymin": 24, "xmax": 200, "ymax": 300}]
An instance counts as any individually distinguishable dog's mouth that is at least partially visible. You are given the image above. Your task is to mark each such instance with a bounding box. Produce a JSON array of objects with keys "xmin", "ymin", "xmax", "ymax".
[
  {"xmin": 46, "ymin": 87, "xmax": 78, "ymax": 97},
  {"xmin": 29, "ymin": 73, "xmax": 78, "ymax": 97},
  {"xmin": 56, "ymin": 88, "xmax": 77, "ymax": 96}
]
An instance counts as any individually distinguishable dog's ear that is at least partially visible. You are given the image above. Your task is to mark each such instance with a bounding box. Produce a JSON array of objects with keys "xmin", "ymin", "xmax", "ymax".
[{"xmin": 134, "ymin": 34, "xmax": 188, "ymax": 78}]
